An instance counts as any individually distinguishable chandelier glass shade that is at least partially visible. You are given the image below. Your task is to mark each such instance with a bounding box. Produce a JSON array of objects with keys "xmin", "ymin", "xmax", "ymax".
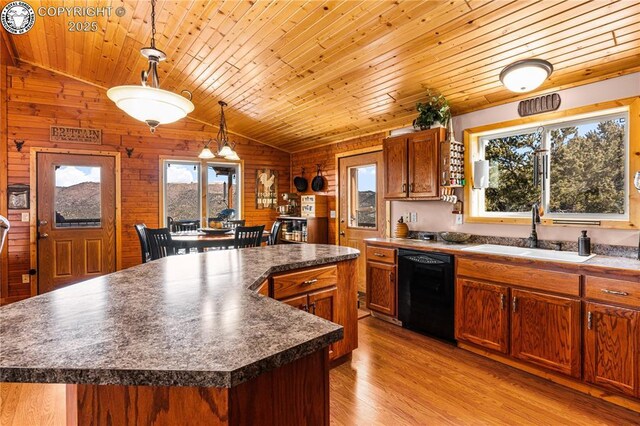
[
  {"xmin": 107, "ymin": 0, "xmax": 194, "ymax": 132},
  {"xmin": 499, "ymin": 59, "xmax": 553, "ymax": 93}
]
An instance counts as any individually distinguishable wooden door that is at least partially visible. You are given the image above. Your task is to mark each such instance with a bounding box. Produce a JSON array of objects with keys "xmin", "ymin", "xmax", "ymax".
[
  {"xmin": 308, "ymin": 287, "xmax": 337, "ymax": 322},
  {"xmin": 37, "ymin": 153, "xmax": 116, "ymax": 293},
  {"xmin": 338, "ymin": 151, "xmax": 385, "ymax": 293},
  {"xmin": 584, "ymin": 302, "xmax": 639, "ymax": 397},
  {"xmin": 408, "ymin": 129, "xmax": 440, "ymax": 198},
  {"xmin": 280, "ymin": 294, "xmax": 309, "ymax": 312},
  {"xmin": 366, "ymin": 261, "xmax": 396, "ymax": 317},
  {"xmin": 382, "ymin": 136, "xmax": 407, "ymax": 198},
  {"xmin": 455, "ymin": 279, "xmax": 509, "ymax": 354},
  {"xmin": 511, "ymin": 289, "xmax": 581, "ymax": 378}
]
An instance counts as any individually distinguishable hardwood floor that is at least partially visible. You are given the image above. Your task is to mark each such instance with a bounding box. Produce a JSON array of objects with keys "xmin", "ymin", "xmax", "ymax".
[
  {"xmin": 2, "ymin": 317, "xmax": 639, "ymax": 425},
  {"xmin": 330, "ymin": 317, "xmax": 640, "ymax": 426}
]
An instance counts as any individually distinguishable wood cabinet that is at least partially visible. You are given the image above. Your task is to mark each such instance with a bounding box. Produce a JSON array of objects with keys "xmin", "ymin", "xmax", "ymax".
[
  {"xmin": 366, "ymin": 261, "xmax": 396, "ymax": 317},
  {"xmin": 511, "ymin": 289, "xmax": 581, "ymax": 378},
  {"xmin": 584, "ymin": 302, "xmax": 639, "ymax": 398},
  {"xmin": 455, "ymin": 278, "xmax": 509, "ymax": 354},
  {"xmin": 383, "ymin": 128, "xmax": 444, "ymax": 200},
  {"xmin": 270, "ymin": 261, "xmax": 357, "ymax": 361}
]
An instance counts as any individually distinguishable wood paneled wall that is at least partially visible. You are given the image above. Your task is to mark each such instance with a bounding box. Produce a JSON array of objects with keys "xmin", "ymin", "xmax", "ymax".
[
  {"xmin": 290, "ymin": 133, "xmax": 385, "ymax": 244},
  {"xmin": 2, "ymin": 64, "xmax": 290, "ymax": 303}
]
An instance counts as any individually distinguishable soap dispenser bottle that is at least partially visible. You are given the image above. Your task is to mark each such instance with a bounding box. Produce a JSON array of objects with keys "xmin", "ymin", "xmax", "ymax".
[{"xmin": 578, "ymin": 230, "xmax": 591, "ymax": 256}]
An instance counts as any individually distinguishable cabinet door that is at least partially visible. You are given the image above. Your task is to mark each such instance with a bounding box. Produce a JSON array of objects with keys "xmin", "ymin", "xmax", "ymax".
[
  {"xmin": 408, "ymin": 130, "xmax": 439, "ymax": 198},
  {"xmin": 366, "ymin": 261, "xmax": 396, "ymax": 317},
  {"xmin": 584, "ymin": 302, "xmax": 639, "ymax": 397},
  {"xmin": 455, "ymin": 279, "xmax": 509, "ymax": 353},
  {"xmin": 511, "ymin": 289, "xmax": 581, "ymax": 378},
  {"xmin": 383, "ymin": 136, "xmax": 408, "ymax": 198},
  {"xmin": 280, "ymin": 294, "xmax": 309, "ymax": 312},
  {"xmin": 309, "ymin": 287, "xmax": 337, "ymax": 322}
]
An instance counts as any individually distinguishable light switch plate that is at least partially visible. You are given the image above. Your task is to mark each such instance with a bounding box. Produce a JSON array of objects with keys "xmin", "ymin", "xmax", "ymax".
[
  {"xmin": 455, "ymin": 214, "xmax": 463, "ymax": 225},
  {"xmin": 21, "ymin": 212, "xmax": 29, "ymax": 222},
  {"xmin": 22, "ymin": 274, "xmax": 30, "ymax": 284},
  {"xmin": 410, "ymin": 212, "xmax": 417, "ymax": 222},
  {"xmin": 330, "ymin": 210, "xmax": 336, "ymax": 218}
]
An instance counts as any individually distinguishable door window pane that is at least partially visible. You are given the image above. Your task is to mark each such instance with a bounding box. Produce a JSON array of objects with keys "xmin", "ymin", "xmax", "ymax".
[
  {"xmin": 548, "ymin": 117, "xmax": 626, "ymax": 215},
  {"xmin": 207, "ymin": 164, "xmax": 240, "ymax": 224},
  {"xmin": 483, "ymin": 131, "xmax": 542, "ymax": 213},
  {"xmin": 165, "ymin": 162, "xmax": 201, "ymax": 226},
  {"xmin": 54, "ymin": 165, "xmax": 101, "ymax": 227},
  {"xmin": 348, "ymin": 165, "xmax": 377, "ymax": 228}
]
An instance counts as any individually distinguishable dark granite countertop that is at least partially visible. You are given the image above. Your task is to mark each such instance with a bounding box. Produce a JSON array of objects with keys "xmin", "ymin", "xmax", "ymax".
[
  {"xmin": 365, "ymin": 238, "xmax": 639, "ymax": 279},
  {"xmin": 0, "ymin": 245, "xmax": 359, "ymax": 388}
]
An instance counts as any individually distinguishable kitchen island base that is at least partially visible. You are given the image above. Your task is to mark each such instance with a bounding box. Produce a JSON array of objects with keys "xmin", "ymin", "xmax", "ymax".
[{"xmin": 66, "ymin": 348, "xmax": 329, "ymax": 426}]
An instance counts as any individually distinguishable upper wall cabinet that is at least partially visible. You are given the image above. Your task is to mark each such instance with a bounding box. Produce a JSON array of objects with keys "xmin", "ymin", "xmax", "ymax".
[{"xmin": 383, "ymin": 128, "xmax": 445, "ymax": 200}]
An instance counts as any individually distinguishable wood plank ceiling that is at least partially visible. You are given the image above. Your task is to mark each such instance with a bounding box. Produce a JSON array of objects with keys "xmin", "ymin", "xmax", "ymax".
[{"xmin": 4, "ymin": 0, "xmax": 640, "ymax": 152}]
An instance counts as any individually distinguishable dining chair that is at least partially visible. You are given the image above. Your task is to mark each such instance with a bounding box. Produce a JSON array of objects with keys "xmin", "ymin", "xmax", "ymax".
[
  {"xmin": 173, "ymin": 220, "xmax": 200, "ymax": 232},
  {"xmin": 226, "ymin": 219, "xmax": 246, "ymax": 229},
  {"xmin": 146, "ymin": 228, "xmax": 176, "ymax": 260},
  {"xmin": 234, "ymin": 225, "xmax": 265, "ymax": 249},
  {"xmin": 268, "ymin": 220, "xmax": 283, "ymax": 245},
  {"xmin": 134, "ymin": 223, "xmax": 151, "ymax": 264},
  {"xmin": 0, "ymin": 215, "xmax": 9, "ymax": 255}
]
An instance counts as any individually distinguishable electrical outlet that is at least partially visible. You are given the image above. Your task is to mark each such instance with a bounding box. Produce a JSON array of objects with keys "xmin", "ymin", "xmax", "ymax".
[
  {"xmin": 455, "ymin": 214, "xmax": 463, "ymax": 225},
  {"xmin": 22, "ymin": 274, "xmax": 30, "ymax": 284},
  {"xmin": 21, "ymin": 212, "xmax": 29, "ymax": 222},
  {"xmin": 410, "ymin": 212, "xmax": 417, "ymax": 222},
  {"xmin": 403, "ymin": 212, "xmax": 410, "ymax": 223}
]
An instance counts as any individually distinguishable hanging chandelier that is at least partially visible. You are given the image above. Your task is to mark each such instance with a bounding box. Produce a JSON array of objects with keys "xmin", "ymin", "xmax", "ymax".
[
  {"xmin": 199, "ymin": 101, "xmax": 240, "ymax": 160},
  {"xmin": 107, "ymin": 0, "xmax": 194, "ymax": 132}
]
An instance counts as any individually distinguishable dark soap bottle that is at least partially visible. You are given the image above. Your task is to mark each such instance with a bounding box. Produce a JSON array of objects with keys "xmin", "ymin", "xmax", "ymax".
[{"xmin": 578, "ymin": 230, "xmax": 591, "ymax": 256}]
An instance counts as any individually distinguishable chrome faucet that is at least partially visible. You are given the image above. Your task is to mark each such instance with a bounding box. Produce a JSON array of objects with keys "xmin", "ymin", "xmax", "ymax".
[{"xmin": 528, "ymin": 203, "xmax": 541, "ymax": 248}]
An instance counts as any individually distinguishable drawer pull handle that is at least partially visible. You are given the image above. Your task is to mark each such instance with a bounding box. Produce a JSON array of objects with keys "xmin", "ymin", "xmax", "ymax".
[
  {"xmin": 587, "ymin": 311, "xmax": 592, "ymax": 330},
  {"xmin": 402, "ymin": 183, "xmax": 407, "ymax": 193},
  {"xmin": 373, "ymin": 253, "xmax": 386, "ymax": 257},
  {"xmin": 302, "ymin": 278, "xmax": 318, "ymax": 286},
  {"xmin": 601, "ymin": 289, "xmax": 629, "ymax": 296},
  {"xmin": 500, "ymin": 294, "xmax": 505, "ymax": 310},
  {"xmin": 512, "ymin": 296, "xmax": 518, "ymax": 313}
]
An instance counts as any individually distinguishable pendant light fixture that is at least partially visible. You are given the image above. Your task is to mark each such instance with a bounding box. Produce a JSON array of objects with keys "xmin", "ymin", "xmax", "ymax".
[
  {"xmin": 199, "ymin": 101, "xmax": 240, "ymax": 160},
  {"xmin": 107, "ymin": 0, "xmax": 194, "ymax": 132},
  {"xmin": 499, "ymin": 59, "xmax": 553, "ymax": 93}
]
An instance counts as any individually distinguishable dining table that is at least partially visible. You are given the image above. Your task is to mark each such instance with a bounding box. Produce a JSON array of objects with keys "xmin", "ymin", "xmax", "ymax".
[{"xmin": 170, "ymin": 230, "xmax": 271, "ymax": 251}]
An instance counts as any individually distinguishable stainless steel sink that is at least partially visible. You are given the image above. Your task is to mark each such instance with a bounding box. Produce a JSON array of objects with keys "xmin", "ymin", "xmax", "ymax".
[{"xmin": 461, "ymin": 244, "xmax": 596, "ymax": 263}]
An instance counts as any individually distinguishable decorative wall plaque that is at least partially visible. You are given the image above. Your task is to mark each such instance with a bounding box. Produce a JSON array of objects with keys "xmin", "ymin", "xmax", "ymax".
[
  {"xmin": 50, "ymin": 126, "xmax": 102, "ymax": 144},
  {"xmin": 256, "ymin": 169, "xmax": 278, "ymax": 209},
  {"xmin": 517, "ymin": 93, "xmax": 561, "ymax": 117},
  {"xmin": 8, "ymin": 184, "xmax": 30, "ymax": 209}
]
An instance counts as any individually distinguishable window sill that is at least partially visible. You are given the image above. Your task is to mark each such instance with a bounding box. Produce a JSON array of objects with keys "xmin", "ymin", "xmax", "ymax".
[{"xmin": 464, "ymin": 215, "xmax": 637, "ymax": 230}]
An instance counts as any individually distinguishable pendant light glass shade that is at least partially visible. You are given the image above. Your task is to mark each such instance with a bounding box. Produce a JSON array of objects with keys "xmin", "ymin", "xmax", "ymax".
[
  {"xmin": 500, "ymin": 59, "xmax": 553, "ymax": 93},
  {"xmin": 107, "ymin": 85, "xmax": 194, "ymax": 128},
  {"xmin": 218, "ymin": 145, "xmax": 234, "ymax": 158},
  {"xmin": 198, "ymin": 146, "xmax": 215, "ymax": 159},
  {"xmin": 225, "ymin": 150, "xmax": 240, "ymax": 161}
]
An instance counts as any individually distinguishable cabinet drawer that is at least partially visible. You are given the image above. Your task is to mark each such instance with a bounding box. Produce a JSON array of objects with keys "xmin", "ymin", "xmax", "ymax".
[
  {"xmin": 585, "ymin": 276, "xmax": 640, "ymax": 308},
  {"xmin": 273, "ymin": 265, "xmax": 337, "ymax": 299},
  {"xmin": 366, "ymin": 246, "xmax": 396, "ymax": 264},
  {"xmin": 457, "ymin": 257, "xmax": 580, "ymax": 297}
]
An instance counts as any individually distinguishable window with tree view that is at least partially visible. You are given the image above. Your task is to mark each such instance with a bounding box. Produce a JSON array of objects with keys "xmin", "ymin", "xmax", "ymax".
[{"xmin": 477, "ymin": 111, "xmax": 628, "ymax": 219}]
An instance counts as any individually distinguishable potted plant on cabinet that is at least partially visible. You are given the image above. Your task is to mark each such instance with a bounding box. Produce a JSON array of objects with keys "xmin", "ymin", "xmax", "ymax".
[{"xmin": 413, "ymin": 90, "xmax": 451, "ymax": 130}]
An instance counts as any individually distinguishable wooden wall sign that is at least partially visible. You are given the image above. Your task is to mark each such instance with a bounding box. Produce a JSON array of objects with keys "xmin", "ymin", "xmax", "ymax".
[
  {"xmin": 256, "ymin": 169, "xmax": 278, "ymax": 209},
  {"xmin": 50, "ymin": 126, "xmax": 102, "ymax": 144},
  {"xmin": 517, "ymin": 93, "xmax": 561, "ymax": 117}
]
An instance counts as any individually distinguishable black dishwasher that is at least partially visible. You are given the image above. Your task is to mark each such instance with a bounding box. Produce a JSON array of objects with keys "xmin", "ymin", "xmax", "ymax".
[{"xmin": 398, "ymin": 249, "xmax": 455, "ymax": 343}]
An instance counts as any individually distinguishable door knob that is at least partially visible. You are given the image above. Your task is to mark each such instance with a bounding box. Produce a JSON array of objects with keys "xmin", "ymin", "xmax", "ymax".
[
  {"xmin": 39, "ymin": 233, "xmax": 49, "ymax": 239},
  {"xmin": 38, "ymin": 219, "xmax": 48, "ymax": 226},
  {"xmin": 339, "ymin": 231, "xmax": 346, "ymax": 236}
]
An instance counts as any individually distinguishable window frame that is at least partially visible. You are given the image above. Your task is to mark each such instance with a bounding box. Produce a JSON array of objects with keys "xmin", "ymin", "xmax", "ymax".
[
  {"xmin": 159, "ymin": 157, "xmax": 243, "ymax": 228},
  {"xmin": 464, "ymin": 98, "xmax": 639, "ymax": 229},
  {"xmin": 162, "ymin": 160, "xmax": 202, "ymax": 226},
  {"xmin": 346, "ymin": 163, "xmax": 378, "ymax": 230}
]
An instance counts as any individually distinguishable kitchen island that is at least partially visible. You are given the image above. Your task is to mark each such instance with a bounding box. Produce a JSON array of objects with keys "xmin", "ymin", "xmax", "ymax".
[{"xmin": 0, "ymin": 245, "xmax": 359, "ymax": 425}]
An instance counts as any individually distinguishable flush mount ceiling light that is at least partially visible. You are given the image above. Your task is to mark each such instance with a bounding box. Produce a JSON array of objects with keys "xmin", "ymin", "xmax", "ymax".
[
  {"xmin": 107, "ymin": 0, "xmax": 194, "ymax": 132},
  {"xmin": 199, "ymin": 101, "xmax": 240, "ymax": 160},
  {"xmin": 499, "ymin": 59, "xmax": 553, "ymax": 93}
]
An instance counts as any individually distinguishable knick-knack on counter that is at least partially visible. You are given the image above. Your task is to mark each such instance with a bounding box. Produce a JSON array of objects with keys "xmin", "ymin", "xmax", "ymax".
[{"xmin": 395, "ymin": 217, "xmax": 409, "ymax": 238}]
